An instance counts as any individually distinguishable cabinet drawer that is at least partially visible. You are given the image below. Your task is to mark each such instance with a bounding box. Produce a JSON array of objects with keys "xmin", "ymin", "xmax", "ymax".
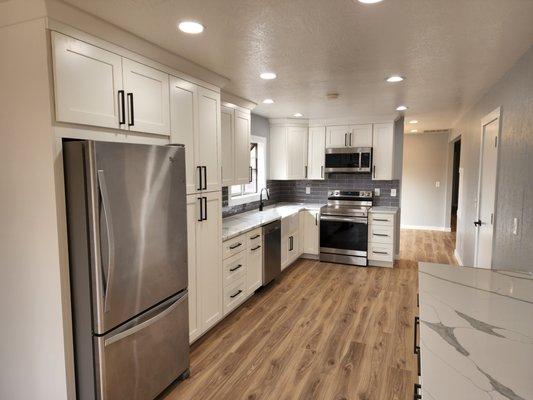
[
  {"xmin": 223, "ymin": 234, "xmax": 247, "ymax": 259},
  {"xmin": 368, "ymin": 243, "xmax": 394, "ymax": 262},
  {"xmin": 281, "ymin": 213, "xmax": 298, "ymax": 235},
  {"xmin": 369, "ymin": 213, "xmax": 394, "ymax": 226},
  {"xmin": 223, "ymin": 252, "xmax": 246, "ymax": 287},
  {"xmin": 369, "ymin": 225, "xmax": 394, "ymax": 244},
  {"xmin": 247, "ymin": 228, "xmax": 262, "ymax": 249},
  {"xmin": 223, "ymin": 277, "xmax": 247, "ymax": 315}
]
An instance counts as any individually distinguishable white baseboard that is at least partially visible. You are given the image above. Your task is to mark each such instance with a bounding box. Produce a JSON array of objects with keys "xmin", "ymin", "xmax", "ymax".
[
  {"xmin": 401, "ymin": 225, "xmax": 451, "ymax": 232},
  {"xmin": 454, "ymin": 249, "xmax": 463, "ymax": 266}
]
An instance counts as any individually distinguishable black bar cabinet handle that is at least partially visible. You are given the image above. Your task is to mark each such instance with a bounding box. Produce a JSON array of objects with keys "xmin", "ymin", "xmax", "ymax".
[
  {"xmin": 249, "ymin": 166, "xmax": 253, "ymax": 183},
  {"xmin": 127, "ymin": 93, "xmax": 134, "ymax": 126},
  {"xmin": 414, "ymin": 316, "xmax": 419, "ymax": 353},
  {"xmin": 197, "ymin": 166, "xmax": 202, "ymax": 191},
  {"xmin": 251, "ymin": 245, "xmax": 261, "ymax": 251},
  {"xmin": 197, "ymin": 197, "xmax": 203, "ymax": 222},
  {"xmin": 250, "ymin": 234, "xmax": 260, "ymax": 240},
  {"xmin": 229, "ymin": 243, "xmax": 242, "ymax": 250},
  {"xmin": 229, "ymin": 264, "xmax": 242, "ymax": 272},
  {"xmin": 415, "ymin": 345, "xmax": 421, "ymax": 376},
  {"xmin": 414, "ymin": 383, "xmax": 422, "ymax": 399},
  {"xmin": 202, "ymin": 166, "xmax": 207, "ymax": 190},
  {"xmin": 230, "ymin": 290, "xmax": 242, "ymax": 299},
  {"xmin": 203, "ymin": 197, "xmax": 207, "ymax": 220},
  {"xmin": 118, "ymin": 90, "xmax": 125, "ymax": 125}
]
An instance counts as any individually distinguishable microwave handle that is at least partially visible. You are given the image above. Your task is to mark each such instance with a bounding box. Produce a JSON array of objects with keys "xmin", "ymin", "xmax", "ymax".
[{"xmin": 349, "ymin": 133, "xmax": 352, "ymax": 146}]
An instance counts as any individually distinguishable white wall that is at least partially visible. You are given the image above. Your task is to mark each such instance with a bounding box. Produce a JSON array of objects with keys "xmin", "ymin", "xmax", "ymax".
[
  {"xmin": 401, "ymin": 132, "xmax": 450, "ymax": 230},
  {"xmin": 0, "ymin": 17, "xmax": 70, "ymax": 400}
]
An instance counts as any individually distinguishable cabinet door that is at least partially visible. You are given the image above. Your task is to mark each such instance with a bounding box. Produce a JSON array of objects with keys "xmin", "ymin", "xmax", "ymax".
[
  {"xmin": 269, "ymin": 126, "xmax": 288, "ymax": 180},
  {"xmin": 122, "ymin": 58, "xmax": 170, "ymax": 135},
  {"xmin": 197, "ymin": 191, "xmax": 222, "ymax": 331},
  {"xmin": 288, "ymin": 233, "xmax": 299, "ymax": 263},
  {"xmin": 372, "ymin": 123, "xmax": 394, "ymax": 180},
  {"xmin": 220, "ymin": 106, "xmax": 235, "ymax": 187},
  {"xmin": 52, "ymin": 32, "xmax": 124, "ymax": 129},
  {"xmin": 326, "ymin": 126, "xmax": 351, "ymax": 148},
  {"xmin": 234, "ymin": 110, "xmax": 251, "ymax": 185},
  {"xmin": 303, "ymin": 211, "xmax": 319, "ymax": 255},
  {"xmin": 247, "ymin": 240, "xmax": 263, "ymax": 293},
  {"xmin": 186, "ymin": 196, "xmax": 201, "ymax": 342},
  {"xmin": 308, "ymin": 127, "xmax": 326, "ymax": 180},
  {"xmin": 170, "ymin": 77, "xmax": 199, "ymax": 194},
  {"xmin": 287, "ymin": 126, "xmax": 308, "ymax": 179},
  {"xmin": 351, "ymin": 124, "xmax": 373, "ymax": 147},
  {"xmin": 197, "ymin": 87, "xmax": 222, "ymax": 192},
  {"xmin": 281, "ymin": 234, "xmax": 290, "ymax": 270}
]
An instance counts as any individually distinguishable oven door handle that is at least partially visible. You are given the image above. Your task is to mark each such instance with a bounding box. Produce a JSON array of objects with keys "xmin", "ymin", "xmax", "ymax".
[{"xmin": 320, "ymin": 215, "xmax": 368, "ymax": 224}]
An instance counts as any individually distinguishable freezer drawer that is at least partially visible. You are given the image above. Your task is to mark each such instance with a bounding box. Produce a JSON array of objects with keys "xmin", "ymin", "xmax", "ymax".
[{"xmin": 94, "ymin": 292, "xmax": 189, "ymax": 400}]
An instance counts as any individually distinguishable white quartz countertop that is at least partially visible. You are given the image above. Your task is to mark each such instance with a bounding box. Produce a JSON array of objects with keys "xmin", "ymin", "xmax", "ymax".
[
  {"xmin": 418, "ymin": 262, "xmax": 533, "ymax": 400},
  {"xmin": 369, "ymin": 206, "xmax": 399, "ymax": 214},
  {"xmin": 222, "ymin": 203, "xmax": 324, "ymax": 241}
]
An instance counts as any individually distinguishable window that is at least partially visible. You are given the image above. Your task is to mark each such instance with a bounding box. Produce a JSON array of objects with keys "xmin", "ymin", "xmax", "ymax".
[{"xmin": 229, "ymin": 135, "xmax": 267, "ymax": 206}]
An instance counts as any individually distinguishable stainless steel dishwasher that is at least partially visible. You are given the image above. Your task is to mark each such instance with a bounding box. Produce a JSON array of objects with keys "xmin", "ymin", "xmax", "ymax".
[{"xmin": 262, "ymin": 220, "xmax": 281, "ymax": 285}]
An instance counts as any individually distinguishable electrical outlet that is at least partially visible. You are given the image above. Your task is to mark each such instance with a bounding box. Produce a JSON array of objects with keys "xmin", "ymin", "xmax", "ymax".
[
  {"xmin": 374, "ymin": 188, "xmax": 381, "ymax": 196},
  {"xmin": 435, "ymin": 181, "xmax": 440, "ymax": 188},
  {"xmin": 305, "ymin": 187, "xmax": 311, "ymax": 195},
  {"xmin": 391, "ymin": 188, "xmax": 397, "ymax": 197}
]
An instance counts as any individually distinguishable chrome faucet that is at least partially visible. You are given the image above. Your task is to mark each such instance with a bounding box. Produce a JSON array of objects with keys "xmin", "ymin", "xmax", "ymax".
[{"xmin": 259, "ymin": 188, "xmax": 270, "ymax": 211}]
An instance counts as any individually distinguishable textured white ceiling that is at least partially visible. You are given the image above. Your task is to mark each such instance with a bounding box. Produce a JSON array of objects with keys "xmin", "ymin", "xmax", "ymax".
[{"xmin": 60, "ymin": 0, "xmax": 533, "ymax": 132}]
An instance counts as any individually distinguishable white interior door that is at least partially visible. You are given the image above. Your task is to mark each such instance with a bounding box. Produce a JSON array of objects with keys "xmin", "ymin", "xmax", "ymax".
[
  {"xmin": 122, "ymin": 58, "xmax": 170, "ymax": 135},
  {"xmin": 52, "ymin": 32, "xmax": 124, "ymax": 129},
  {"xmin": 475, "ymin": 108, "xmax": 500, "ymax": 268}
]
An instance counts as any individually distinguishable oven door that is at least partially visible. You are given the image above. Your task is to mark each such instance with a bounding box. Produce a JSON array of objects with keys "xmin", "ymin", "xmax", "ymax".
[
  {"xmin": 325, "ymin": 148, "xmax": 360, "ymax": 173},
  {"xmin": 319, "ymin": 215, "xmax": 368, "ymax": 265}
]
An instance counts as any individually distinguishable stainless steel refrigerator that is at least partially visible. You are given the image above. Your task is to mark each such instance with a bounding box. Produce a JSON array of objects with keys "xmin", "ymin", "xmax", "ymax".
[{"xmin": 63, "ymin": 140, "xmax": 189, "ymax": 400}]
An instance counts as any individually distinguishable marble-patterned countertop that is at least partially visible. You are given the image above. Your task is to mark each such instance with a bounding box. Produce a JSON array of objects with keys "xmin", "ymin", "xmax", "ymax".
[
  {"xmin": 418, "ymin": 262, "xmax": 533, "ymax": 400},
  {"xmin": 369, "ymin": 206, "xmax": 399, "ymax": 214},
  {"xmin": 222, "ymin": 203, "xmax": 324, "ymax": 241}
]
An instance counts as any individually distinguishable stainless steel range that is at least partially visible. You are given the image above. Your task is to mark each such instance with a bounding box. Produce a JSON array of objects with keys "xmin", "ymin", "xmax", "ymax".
[{"xmin": 319, "ymin": 190, "xmax": 373, "ymax": 266}]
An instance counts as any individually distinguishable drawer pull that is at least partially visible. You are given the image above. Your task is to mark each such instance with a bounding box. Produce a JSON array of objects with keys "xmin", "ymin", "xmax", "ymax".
[
  {"xmin": 230, "ymin": 290, "xmax": 243, "ymax": 299},
  {"xmin": 414, "ymin": 383, "xmax": 422, "ymax": 399},
  {"xmin": 373, "ymin": 218, "xmax": 390, "ymax": 222},
  {"xmin": 372, "ymin": 251, "xmax": 389, "ymax": 255},
  {"xmin": 229, "ymin": 264, "xmax": 242, "ymax": 272},
  {"xmin": 229, "ymin": 242, "xmax": 242, "ymax": 250},
  {"xmin": 414, "ymin": 316, "xmax": 419, "ymax": 353},
  {"xmin": 250, "ymin": 234, "xmax": 261, "ymax": 240},
  {"xmin": 251, "ymin": 245, "xmax": 261, "ymax": 251},
  {"xmin": 373, "ymin": 233, "xmax": 390, "ymax": 237},
  {"xmin": 415, "ymin": 346, "xmax": 421, "ymax": 377}
]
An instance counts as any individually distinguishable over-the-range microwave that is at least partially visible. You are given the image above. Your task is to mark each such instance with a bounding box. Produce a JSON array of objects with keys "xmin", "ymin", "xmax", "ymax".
[{"xmin": 324, "ymin": 147, "xmax": 372, "ymax": 173}]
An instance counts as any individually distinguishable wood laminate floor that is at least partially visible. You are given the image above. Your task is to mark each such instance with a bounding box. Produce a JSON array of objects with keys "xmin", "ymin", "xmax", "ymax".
[{"xmin": 161, "ymin": 229, "xmax": 457, "ymax": 400}]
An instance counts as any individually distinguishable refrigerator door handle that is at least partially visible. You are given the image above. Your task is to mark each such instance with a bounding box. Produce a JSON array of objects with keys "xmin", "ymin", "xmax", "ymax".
[
  {"xmin": 104, "ymin": 294, "xmax": 185, "ymax": 346},
  {"xmin": 97, "ymin": 169, "xmax": 116, "ymax": 313}
]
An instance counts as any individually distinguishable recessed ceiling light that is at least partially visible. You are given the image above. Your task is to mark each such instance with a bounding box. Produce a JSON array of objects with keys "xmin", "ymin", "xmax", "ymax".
[
  {"xmin": 386, "ymin": 75, "xmax": 404, "ymax": 83},
  {"xmin": 263, "ymin": 99, "xmax": 274, "ymax": 104},
  {"xmin": 293, "ymin": 113, "xmax": 303, "ymax": 117},
  {"xmin": 409, "ymin": 120, "xmax": 419, "ymax": 124},
  {"xmin": 178, "ymin": 21, "xmax": 204, "ymax": 34},
  {"xmin": 260, "ymin": 72, "xmax": 277, "ymax": 80},
  {"xmin": 358, "ymin": 0, "xmax": 384, "ymax": 3},
  {"xmin": 396, "ymin": 105, "xmax": 408, "ymax": 111},
  {"xmin": 410, "ymin": 129, "xmax": 418, "ymax": 133}
]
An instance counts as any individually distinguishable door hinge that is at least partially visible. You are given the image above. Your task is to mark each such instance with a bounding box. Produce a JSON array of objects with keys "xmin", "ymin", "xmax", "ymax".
[{"xmin": 495, "ymin": 136, "xmax": 498, "ymax": 148}]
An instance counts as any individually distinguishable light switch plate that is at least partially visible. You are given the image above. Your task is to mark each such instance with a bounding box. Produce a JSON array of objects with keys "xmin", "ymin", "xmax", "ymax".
[
  {"xmin": 374, "ymin": 188, "xmax": 381, "ymax": 196},
  {"xmin": 436, "ymin": 181, "xmax": 441, "ymax": 188},
  {"xmin": 391, "ymin": 188, "xmax": 397, "ymax": 197},
  {"xmin": 305, "ymin": 187, "xmax": 311, "ymax": 195}
]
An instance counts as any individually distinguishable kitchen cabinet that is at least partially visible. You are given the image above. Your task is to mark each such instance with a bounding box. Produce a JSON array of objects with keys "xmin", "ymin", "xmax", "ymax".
[
  {"xmin": 187, "ymin": 192, "xmax": 222, "ymax": 342},
  {"xmin": 372, "ymin": 123, "xmax": 395, "ymax": 180},
  {"xmin": 300, "ymin": 210, "xmax": 320, "ymax": 255},
  {"xmin": 221, "ymin": 106, "xmax": 251, "ymax": 187},
  {"xmin": 326, "ymin": 124, "xmax": 372, "ymax": 148},
  {"xmin": 52, "ymin": 31, "xmax": 124, "ymax": 129},
  {"xmin": 307, "ymin": 127, "xmax": 326, "ymax": 180},
  {"xmin": 367, "ymin": 210, "xmax": 398, "ymax": 268},
  {"xmin": 170, "ymin": 80, "xmax": 221, "ymax": 193},
  {"xmin": 281, "ymin": 212, "xmax": 300, "ymax": 270},
  {"xmin": 246, "ymin": 228, "xmax": 263, "ymax": 293},
  {"xmin": 52, "ymin": 32, "xmax": 171, "ymax": 136},
  {"xmin": 269, "ymin": 124, "xmax": 308, "ymax": 180},
  {"xmin": 122, "ymin": 58, "xmax": 170, "ymax": 135}
]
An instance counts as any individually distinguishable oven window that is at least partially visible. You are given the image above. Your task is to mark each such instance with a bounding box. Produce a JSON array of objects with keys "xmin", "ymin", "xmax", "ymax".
[
  {"xmin": 360, "ymin": 152, "xmax": 371, "ymax": 169},
  {"xmin": 325, "ymin": 153, "xmax": 360, "ymax": 168},
  {"xmin": 320, "ymin": 219, "xmax": 368, "ymax": 252}
]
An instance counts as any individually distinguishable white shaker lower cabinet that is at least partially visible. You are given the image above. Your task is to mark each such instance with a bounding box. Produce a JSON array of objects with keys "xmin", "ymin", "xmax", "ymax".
[
  {"xmin": 281, "ymin": 213, "xmax": 300, "ymax": 270},
  {"xmin": 246, "ymin": 228, "xmax": 263, "ymax": 293},
  {"xmin": 187, "ymin": 192, "xmax": 222, "ymax": 343},
  {"xmin": 300, "ymin": 209, "xmax": 320, "ymax": 257},
  {"xmin": 220, "ymin": 106, "xmax": 251, "ymax": 186},
  {"xmin": 307, "ymin": 127, "xmax": 326, "ymax": 180},
  {"xmin": 269, "ymin": 121, "xmax": 308, "ymax": 180},
  {"xmin": 367, "ymin": 211, "xmax": 398, "ymax": 268},
  {"xmin": 51, "ymin": 31, "xmax": 124, "ymax": 129}
]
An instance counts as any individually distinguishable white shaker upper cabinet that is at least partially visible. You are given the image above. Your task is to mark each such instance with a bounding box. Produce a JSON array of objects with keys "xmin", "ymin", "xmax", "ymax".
[
  {"xmin": 287, "ymin": 126, "xmax": 308, "ymax": 179},
  {"xmin": 372, "ymin": 123, "xmax": 394, "ymax": 180},
  {"xmin": 122, "ymin": 58, "xmax": 170, "ymax": 135},
  {"xmin": 351, "ymin": 124, "xmax": 373, "ymax": 147},
  {"xmin": 326, "ymin": 125, "xmax": 352, "ymax": 148},
  {"xmin": 196, "ymin": 87, "xmax": 222, "ymax": 192},
  {"xmin": 307, "ymin": 126, "xmax": 326, "ymax": 180},
  {"xmin": 52, "ymin": 32, "xmax": 124, "ymax": 129},
  {"xmin": 234, "ymin": 110, "xmax": 251, "ymax": 185},
  {"xmin": 170, "ymin": 77, "xmax": 198, "ymax": 194},
  {"xmin": 220, "ymin": 106, "xmax": 235, "ymax": 187}
]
